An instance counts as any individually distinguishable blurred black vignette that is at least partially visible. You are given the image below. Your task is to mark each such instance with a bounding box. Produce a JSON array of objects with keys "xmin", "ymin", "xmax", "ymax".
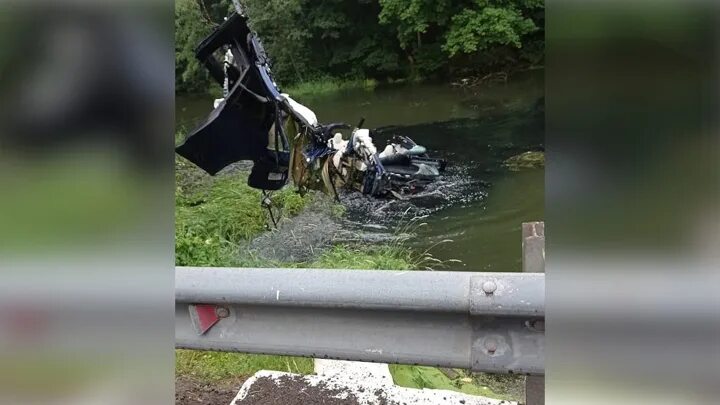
[
  {"xmin": 547, "ymin": 0, "xmax": 719, "ymax": 404},
  {"xmin": 0, "ymin": 0, "xmax": 175, "ymax": 403}
]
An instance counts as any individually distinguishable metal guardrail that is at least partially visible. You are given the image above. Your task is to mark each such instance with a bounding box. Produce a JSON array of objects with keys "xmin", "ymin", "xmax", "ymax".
[
  {"xmin": 522, "ymin": 221, "xmax": 546, "ymax": 404},
  {"xmin": 175, "ymin": 267, "xmax": 545, "ymax": 375}
]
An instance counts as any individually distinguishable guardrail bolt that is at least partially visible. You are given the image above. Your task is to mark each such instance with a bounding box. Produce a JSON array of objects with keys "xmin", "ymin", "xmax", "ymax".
[
  {"xmin": 484, "ymin": 339, "xmax": 498, "ymax": 354},
  {"xmin": 482, "ymin": 281, "xmax": 497, "ymax": 295},
  {"xmin": 215, "ymin": 306, "xmax": 230, "ymax": 318}
]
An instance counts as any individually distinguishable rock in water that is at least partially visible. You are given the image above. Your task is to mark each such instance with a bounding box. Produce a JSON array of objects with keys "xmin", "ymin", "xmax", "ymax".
[{"xmin": 503, "ymin": 151, "xmax": 545, "ymax": 171}]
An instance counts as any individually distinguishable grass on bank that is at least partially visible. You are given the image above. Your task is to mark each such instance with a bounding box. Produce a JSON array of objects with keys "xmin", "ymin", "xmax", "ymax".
[
  {"xmin": 176, "ymin": 350, "xmax": 313, "ymax": 382},
  {"xmin": 175, "ymin": 158, "xmax": 308, "ymax": 267},
  {"xmin": 309, "ymin": 244, "xmax": 414, "ymax": 270},
  {"xmin": 175, "ymin": 167, "xmax": 414, "ymax": 269},
  {"xmin": 180, "ymin": 76, "xmax": 379, "ymax": 104},
  {"xmin": 283, "ymin": 77, "xmax": 378, "ymax": 98},
  {"xmin": 176, "ymin": 155, "xmax": 422, "ymax": 270}
]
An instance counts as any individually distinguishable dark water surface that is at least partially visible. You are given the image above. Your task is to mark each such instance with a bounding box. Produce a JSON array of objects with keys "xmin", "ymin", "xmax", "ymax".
[{"xmin": 176, "ymin": 70, "xmax": 544, "ymax": 271}]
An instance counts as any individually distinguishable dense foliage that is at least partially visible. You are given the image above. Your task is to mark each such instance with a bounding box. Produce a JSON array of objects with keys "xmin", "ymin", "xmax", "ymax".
[{"xmin": 175, "ymin": 0, "xmax": 544, "ymax": 93}]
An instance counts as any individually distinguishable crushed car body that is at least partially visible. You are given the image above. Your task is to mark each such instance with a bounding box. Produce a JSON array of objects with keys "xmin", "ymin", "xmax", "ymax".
[{"xmin": 175, "ymin": 12, "xmax": 446, "ymax": 201}]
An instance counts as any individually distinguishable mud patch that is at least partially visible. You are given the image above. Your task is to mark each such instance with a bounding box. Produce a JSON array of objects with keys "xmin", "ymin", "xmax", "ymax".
[
  {"xmin": 235, "ymin": 375, "xmax": 361, "ymax": 405},
  {"xmin": 176, "ymin": 375, "xmax": 246, "ymax": 405}
]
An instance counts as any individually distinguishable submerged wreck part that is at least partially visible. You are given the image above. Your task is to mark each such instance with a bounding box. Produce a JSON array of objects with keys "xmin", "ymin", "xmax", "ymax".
[
  {"xmin": 305, "ymin": 127, "xmax": 447, "ymax": 200},
  {"xmin": 175, "ymin": 11, "xmax": 447, "ymax": 201}
]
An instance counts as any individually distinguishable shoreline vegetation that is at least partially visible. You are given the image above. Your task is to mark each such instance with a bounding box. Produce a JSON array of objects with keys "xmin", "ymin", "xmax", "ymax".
[
  {"xmin": 284, "ymin": 77, "xmax": 379, "ymax": 98},
  {"xmin": 175, "ymin": 156, "xmax": 421, "ymax": 270},
  {"xmin": 175, "ymin": 0, "xmax": 544, "ymax": 96},
  {"xmin": 179, "ymin": 64, "xmax": 545, "ymax": 112},
  {"xmin": 182, "ymin": 65, "xmax": 545, "ymax": 103}
]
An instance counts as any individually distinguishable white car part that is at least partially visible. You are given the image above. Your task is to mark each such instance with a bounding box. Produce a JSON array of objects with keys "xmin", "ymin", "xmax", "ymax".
[
  {"xmin": 379, "ymin": 144, "xmax": 395, "ymax": 159},
  {"xmin": 280, "ymin": 93, "xmax": 318, "ymax": 126},
  {"xmin": 352, "ymin": 128, "xmax": 377, "ymax": 157}
]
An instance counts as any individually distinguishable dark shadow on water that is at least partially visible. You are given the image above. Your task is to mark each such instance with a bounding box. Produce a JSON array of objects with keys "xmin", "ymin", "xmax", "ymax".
[{"xmin": 344, "ymin": 102, "xmax": 544, "ymax": 221}]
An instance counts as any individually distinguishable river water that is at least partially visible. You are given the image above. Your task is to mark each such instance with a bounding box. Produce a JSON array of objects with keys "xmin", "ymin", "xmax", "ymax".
[{"xmin": 176, "ymin": 70, "xmax": 544, "ymax": 272}]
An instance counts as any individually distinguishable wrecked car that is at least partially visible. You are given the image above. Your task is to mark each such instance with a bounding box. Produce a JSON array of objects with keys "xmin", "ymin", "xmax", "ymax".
[{"xmin": 175, "ymin": 11, "xmax": 446, "ymax": 208}]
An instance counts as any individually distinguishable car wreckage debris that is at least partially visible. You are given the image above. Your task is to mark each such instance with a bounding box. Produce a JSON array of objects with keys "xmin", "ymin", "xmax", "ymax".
[{"xmin": 175, "ymin": 11, "xmax": 447, "ymax": 214}]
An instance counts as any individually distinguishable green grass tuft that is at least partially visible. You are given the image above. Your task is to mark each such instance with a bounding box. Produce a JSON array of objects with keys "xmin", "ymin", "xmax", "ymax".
[
  {"xmin": 175, "ymin": 158, "xmax": 311, "ymax": 266},
  {"xmin": 388, "ymin": 365, "xmax": 522, "ymax": 402},
  {"xmin": 176, "ymin": 350, "xmax": 313, "ymax": 382},
  {"xmin": 330, "ymin": 203, "xmax": 346, "ymax": 219},
  {"xmin": 284, "ymin": 77, "xmax": 378, "ymax": 98},
  {"xmin": 305, "ymin": 245, "xmax": 415, "ymax": 270}
]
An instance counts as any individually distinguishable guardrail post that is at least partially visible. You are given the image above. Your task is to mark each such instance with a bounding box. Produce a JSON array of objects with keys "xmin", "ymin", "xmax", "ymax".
[{"xmin": 522, "ymin": 221, "xmax": 545, "ymax": 405}]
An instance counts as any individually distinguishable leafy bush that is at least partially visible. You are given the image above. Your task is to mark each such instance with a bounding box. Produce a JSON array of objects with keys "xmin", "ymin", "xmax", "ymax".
[
  {"xmin": 176, "ymin": 0, "xmax": 545, "ymax": 93},
  {"xmin": 175, "ymin": 0, "xmax": 215, "ymax": 94},
  {"xmin": 443, "ymin": 5, "xmax": 539, "ymax": 56}
]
